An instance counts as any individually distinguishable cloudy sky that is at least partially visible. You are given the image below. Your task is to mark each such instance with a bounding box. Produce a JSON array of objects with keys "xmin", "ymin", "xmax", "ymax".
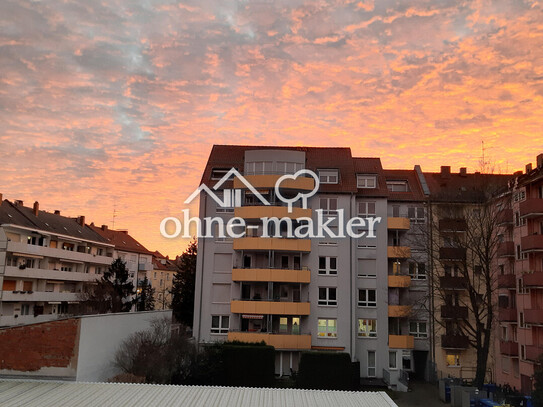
[{"xmin": 1, "ymin": 0, "xmax": 542, "ymax": 256}]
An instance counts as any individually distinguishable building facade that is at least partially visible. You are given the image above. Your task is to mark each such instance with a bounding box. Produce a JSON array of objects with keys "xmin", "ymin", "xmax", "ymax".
[{"xmin": 151, "ymin": 251, "xmax": 178, "ymax": 309}]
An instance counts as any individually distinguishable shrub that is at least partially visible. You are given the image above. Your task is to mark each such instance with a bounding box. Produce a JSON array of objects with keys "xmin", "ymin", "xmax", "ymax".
[{"xmin": 297, "ymin": 351, "xmax": 353, "ymax": 390}]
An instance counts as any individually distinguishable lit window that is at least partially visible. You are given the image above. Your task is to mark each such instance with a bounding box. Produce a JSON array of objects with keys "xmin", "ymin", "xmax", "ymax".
[
  {"xmin": 358, "ymin": 289, "xmax": 376, "ymax": 307},
  {"xmin": 279, "ymin": 317, "xmax": 288, "ymax": 333},
  {"xmin": 387, "ymin": 180, "xmax": 409, "ymax": 192},
  {"xmin": 409, "ymin": 321, "xmax": 428, "ymax": 338},
  {"xmin": 318, "ymin": 318, "xmax": 337, "ymax": 338},
  {"xmin": 358, "ymin": 319, "xmax": 377, "ymax": 338},
  {"xmin": 357, "ymin": 175, "xmax": 377, "ymax": 189},
  {"xmin": 318, "ymin": 256, "xmax": 337, "ymax": 275},
  {"xmin": 318, "ymin": 287, "xmax": 337, "ymax": 306},
  {"xmin": 446, "ymin": 353, "xmax": 460, "ymax": 367},
  {"xmin": 318, "ymin": 169, "xmax": 339, "ymax": 184},
  {"xmin": 211, "ymin": 315, "xmax": 229, "ymax": 334}
]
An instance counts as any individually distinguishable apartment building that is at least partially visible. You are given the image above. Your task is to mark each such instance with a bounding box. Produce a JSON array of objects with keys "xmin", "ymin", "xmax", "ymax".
[
  {"xmin": 151, "ymin": 251, "xmax": 178, "ymax": 309},
  {"xmin": 495, "ymin": 154, "xmax": 543, "ymax": 394},
  {"xmin": 0, "ymin": 198, "xmax": 114, "ymax": 327},
  {"xmin": 192, "ymin": 145, "xmax": 432, "ymax": 388}
]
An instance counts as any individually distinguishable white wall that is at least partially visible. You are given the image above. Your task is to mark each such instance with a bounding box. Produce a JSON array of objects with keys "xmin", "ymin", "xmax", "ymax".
[{"xmin": 76, "ymin": 309, "xmax": 172, "ymax": 382}]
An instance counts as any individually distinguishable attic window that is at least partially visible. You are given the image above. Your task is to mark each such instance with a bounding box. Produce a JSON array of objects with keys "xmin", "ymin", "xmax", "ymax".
[
  {"xmin": 211, "ymin": 168, "xmax": 233, "ymax": 180},
  {"xmin": 318, "ymin": 169, "xmax": 339, "ymax": 184},
  {"xmin": 386, "ymin": 180, "xmax": 409, "ymax": 192},
  {"xmin": 357, "ymin": 174, "xmax": 377, "ymax": 189}
]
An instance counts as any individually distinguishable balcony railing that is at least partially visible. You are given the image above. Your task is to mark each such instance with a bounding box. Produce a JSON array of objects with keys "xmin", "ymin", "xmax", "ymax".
[
  {"xmin": 387, "ymin": 217, "xmax": 410, "ymax": 230},
  {"xmin": 387, "ymin": 246, "xmax": 411, "ymax": 259},
  {"xmin": 389, "ymin": 335, "xmax": 415, "ymax": 349},
  {"xmin": 439, "ymin": 276, "xmax": 466, "ymax": 290},
  {"xmin": 439, "ymin": 247, "xmax": 466, "ymax": 261},
  {"xmin": 227, "ymin": 331, "xmax": 312, "ymax": 350},
  {"xmin": 523, "ymin": 271, "xmax": 543, "ymax": 287},
  {"xmin": 231, "ymin": 267, "xmax": 311, "ymax": 283},
  {"xmin": 497, "ymin": 241, "xmax": 515, "ymax": 257},
  {"xmin": 234, "ymin": 174, "xmax": 315, "ymax": 191},
  {"xmin": 525, "ymin": 309, "xmax": 543, "ymax": 325},
  {"xmin": 4, "ymin": 266, "xmax": 97, "ymax": 283},
  {"xmin": 388, "ymin": 275, "xmax": 411, "ymax": 288},
  {"xmin": 526, "ymin": 345, "xmax": 543, "ymax": 362},
  {"xmin": 441, "ymin": 334, "xmax": 469, "ymax": 349},
  {"xmin": 1, "ymin": 290, "xmax": 80, "ymax": 302},
  {"xmin": 388, "ymin": 305, "xmax": 412, "ymax": 318},
  {"xmin": 233, "ymin": 237, "xmax": 311, "ymax": 252},
  {"xmin": 439, "ymin": 219, "xmax": 467, "ymax": 232},
  {"xmin": 497, "ymin": 274, "xmax": 516, "ymax": 289},
  {"xmin": 520, "ymin": 198, "xmax": 543, "ymax": 218},
  {"xmin": 498, "ymin": 307, "xmax": 517, "ymax": 322},
  {"xmin": 6, "ymin": 241, "xmax": 113, "ymax": 265},
  {"xmin": 521, "ymin": 234, "xmax": 543, "ymax": 253},
  {"xmin": 497, "ymin": 208, "xmax": 514, "ymax": 225},
  {"xmin": 499, "ymin": 340, "xmax": 519, "ymax": 356},
  {"xmin": 441, "ymin": 305, "xmax": 468, "ymax": 319},
  {"xmin": 234, "ymin": 206, "xmax": 312, "ymax": 219},
  {"xmin": 231, "ymin": 300, "xmax": 310, "ymax": 315}
]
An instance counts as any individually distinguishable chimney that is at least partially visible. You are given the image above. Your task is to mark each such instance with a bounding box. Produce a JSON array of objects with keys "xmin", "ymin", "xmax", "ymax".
[
  {"xmin": 33, "ymin": 201, "xmax": 39, "ymax": 216},
  {"xmin": 15, "ymin": 200, "xmax": 23, "ymax": 206},
  {"xmin": 537, "ymin": 153, "xmax": 543, "ymax": 169},
  {"xmin": 526, "ymin": 163, "xmax": 533, "ymax": 173},
  {"xmin": 54, "ymin": 210, "xmax": 60, "ymax": 215},
  {"xmin": 78, "ymin": 215, "xmax": 85, "ymax": 227},
  {"xmin": 0, "ymin": 193, "xmax": 3, "ymax": 202},
  {"xmin": 440, "ymin": 166, "xmax": 451, "ymax": 178},
  {"xmin": 514, "ymin": 170, "xmax": 523, "ymax": 176},
  {"xmin": 101, "ymin": 224, "xmax": 108, "ymax": 231},
  {"xmin": 459, "ymin": 167, "xmax": 467, "ymax": 177}
]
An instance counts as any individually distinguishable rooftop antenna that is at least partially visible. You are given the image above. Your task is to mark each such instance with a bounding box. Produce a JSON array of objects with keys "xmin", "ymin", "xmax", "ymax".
[{"xmin": 112, "ymin": 199, "xmax": 117, "ymax": 230}]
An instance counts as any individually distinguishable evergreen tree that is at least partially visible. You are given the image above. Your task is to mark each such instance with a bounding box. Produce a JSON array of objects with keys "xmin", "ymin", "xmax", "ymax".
[
  {"xmin": 171, "ymin": 240, "xmax": 197, "ymax": 327},
  {"xmin": 533, "ymin": 356, "xmax": 543, "ymax": 407},
  {"xmin": 137, "ymin": 276, "xmax": 155, "ymax": 311}
]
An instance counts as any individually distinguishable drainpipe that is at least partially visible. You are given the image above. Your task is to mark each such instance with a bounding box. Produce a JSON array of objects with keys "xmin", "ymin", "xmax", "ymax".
[
  {"xmin": 196, "ymin": 194, "xmax": 206, "ymax": 348},
  {"xmin": 350, "ymin": 192, "xmax": 356, "ymax": 361}
]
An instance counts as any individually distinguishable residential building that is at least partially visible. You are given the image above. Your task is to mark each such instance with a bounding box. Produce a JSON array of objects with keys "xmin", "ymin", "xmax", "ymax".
[
  {"xmin": 0, "ymin": 198, "xmax": 114, "ymax": 327},
  {"xmin": 151, "ymin": 251, "xmax": 178, "ymax": 309},
  {"xmin": 495, "ymin": 154, "xmax": 543, "ymax": 394}
]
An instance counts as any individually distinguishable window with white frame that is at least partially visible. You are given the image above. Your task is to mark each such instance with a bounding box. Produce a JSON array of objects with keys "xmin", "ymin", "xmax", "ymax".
[
  {"xmin": 211, "ymin": 315, "xmax": 229, "ymax": 334},
  {"xmin": 409, "ymin": 262, "xmax": 426, "ymax": 280},
  {"xmin": 276, "ymin": 161, "xmax": 303, "ymax": 174},
  {"xmin": 358, "ymin": 319, "xmax": 377, "ymax": 338},
  {"xmin": 318, "ymin": 318, "xmax": 337, "ymax": 338},
  {"xmin": 446, "ymin": 353, "xmax": 461, "ymax": 367},
  {"xmin": 357, "ymin": 175, "xmax": 377, "ymax": 189},
  {"xmin": 215, "ymin": 191, "xmax": 234, "ymax": 213},
  {"xmin": 245, "ymin": 161, "xmax": 273, "ymax": 175},
  {"xmin": 367, "ymin": 351, "xmax": 376, "ymax": 377},
  {"xmin": 408, "ymin": 207, "xmax": 425, "ymax": 223},
  {"xmin": 318, "ymin": 287, "xmax": 337, "ymax": 306},
  {"xmin": 358, "ymin": 289, "xmax": 376, "ymax": 307},
  {"xmin": 389, "ymin": 351, "xmax": 397, "ymax": 369},
  {"xmin": 318, "ymin": 169, "xmax": 339, "ymax": 184},
  {"xmin": 409, "ymin": 321, "xmax": 428, "ymax": 338},
  {"xmin": 319, "ymin": 197, "xmax": 338, "ymax": 216},
  {"xmin": 318, "ymin": 256, "xmax": 337, "ymax": 275},
  {"xmin": 387, "ymin": 180, "xmax": 409, "ymax": 192},
  {"xmin": 358, "ymin": 201, "xmax": 376, "ymax": 218}
]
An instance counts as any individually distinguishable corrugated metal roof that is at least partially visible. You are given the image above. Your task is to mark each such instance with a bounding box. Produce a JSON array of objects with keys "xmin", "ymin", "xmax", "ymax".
[{"xmin": 0, "ymin": 380, "xmax": 398, "ymax": 407}]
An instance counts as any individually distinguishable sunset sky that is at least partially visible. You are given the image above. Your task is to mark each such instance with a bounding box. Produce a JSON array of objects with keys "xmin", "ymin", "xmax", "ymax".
[{"xmin": 1, "ymin": 0, "xmax": 543, "ymax": 257}]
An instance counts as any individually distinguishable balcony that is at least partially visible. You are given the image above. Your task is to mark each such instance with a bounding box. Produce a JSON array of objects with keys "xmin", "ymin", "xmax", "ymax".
[
  {"xmin": 233, "ymin": 237, "xmax": 311, "ymax": 252},
  {"xmin": 521, "ymin": 234, "xmax": 543, "ymax": 253},
  {"xmin": 387, "ymin": 246, "xmax": 411, "ymax": 259},
  {"xmin": 520, "ymin": 198, "xmax": 543, "ymax": 218},
  {"xmin": 526, "ymin": 345, "xmax": 543, "ymax": 362},
  {"xmin": 439, "ymin": 219, "xmax": 467, "ymax": 232},
  {"xmin": 388, "ymin": 275, "xmax": 411, "ymax": 288},
  {"xmin": 232, "ymin": 268, "xmax": 311, "ymax": 283},
  {"xmin": 439, "ymin": 276, "xmax": 466, "ymax": 290},
  {"xmin": 523, "ymin": 271, "xmax": 543, "ymax": 287},
  {"xmin": 235, "ymin": 206, "xmax": 312, "ymax": 219},
  {"xmin": 441, "ymin": 334, "xmax": 469, "ymax": 349},
  {"xmin": 498, "ymin": 308, "xmax": 517, "ymax": 322},
  {"xmin": 439, "ymin": 247, "xmax": 466, "ymax": 261},
  {"xmin": 6, "ymin": 241, "xmax": 112, "ymax": 265},
  {"xmin": 231, "ymin": 300, "xmax": 310, "ymax": 315},
  {"xmin": 234, "ymin": 174, "xmax": 315, "ymax": 191},
  {"xmin": 227, "ymin": 332, "xmax": 312, "ymax": 350},
  {"xmin": 4, "ymin": 266, "xmax": 97, "ymax": 283},
  {"xmin": 138, "ymin": 263, "xmax": 153, "ymax": 271},
  {"xmin": 497, "ymin": 208, "xmax": 514, "ymax": 225},
  {"xmin": 525, "ymin": 309, "xmax": 543, "ymax": 325},
  {"xmin": 0, "ymin": 313, "xmax": 63, "ymax": 327},
  {"xmin": 498, "ymin": 274, "xmax": 516, "ymax": 289},
  {"xmin": 388, "ymin": 305, "xmax": 412, "ymax": 318},
  {"xmin": 1, "ymin": 291, "xmax": 80, "ymax": 302},
  {"xmin": 388, "ymin": 217, "xmax": 410, "ymax": 230},
  {"xmin": 497, "ymin": 241, "xmax": 515, "ymax": 257},
  {"xmin": 499, "ymin": 341, "xmax": 519, "ymax": 357},
  {"xmin": 441, "ymin": 305, "xmax": 468, "ymax": 319},
  {"xmin": 389, "ymin": 335, "xmax": 415, "ymax": 349}
]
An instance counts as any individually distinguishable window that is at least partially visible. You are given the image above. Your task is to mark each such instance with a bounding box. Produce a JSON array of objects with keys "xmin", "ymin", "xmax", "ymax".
[
  {"xmin": 358, "ymin": 259, "xmax": 376, "ymax": 278},
  {"xmin": 318, "ymin": 169, "xmax": 339, "ymax": 184},
  {"xmin": 211, "ymin": 168, "xmax": 233, "ymax": 180},
  {"xmin": 358, "ymin": 201, "xmax": 376, "ymax": 218},
  {"xmin": 318, "ymin": 287, "xmax": 337, "ymax": 306},
  {"xmin": 408, "ymin": 207, "xmax": 425, "ymax": 223},
  {"xmin": 211, "ymin": 315, "xmax": 229, "ymax": 334},
  {"xmin": 318, "ymin": 319, "xmax": 337, "ymax": 338},
  {"xmin": 368, "ymin": 351, "xmax": 376, "ymax": 377},
  {"xmin": 318, "ymin": 256, "xmax": 337, "ymax": 275},
  {"xmin": 279, "ymin": 317, "xmax": 288, "ymax": 333},
  {"xmin": 515, "ymin": 212, "xmax": 526, "ymax": 227},
  {"xmin": 518, "ymin": 278, "xmax": 528, "ymax": 295},
  {"xmin": 389, "ymin": 351, "xmax": 397, "ymax": 369},
  {"xmin": 21, "ymin": 304, "xmax": 30, "ymax": 315},
  {"xmin": 319, "ymin": 197, "xmax": 338, "ymax": 216},
  {"xmin": 446, "ymin": 353, "xmax": 461, "ymax": 367},
  {"xmin": 245, "ymin": 161, "xmax": 273, "ymax": 175},
  {"xmin": 387, "ymin": 180, "xmax": 409, "ymax": 192},
  {"xmin": 409, "ymin": 321, "xmax": 428, "ymax": 338},
  {"xmin": 358, "ymin": 319, "xmax": 377, "ymax": 338},
  {"xmin": 2, "ymin": 280, "xmax": 16, "ymax": 291},
  {"xmin": 521, "ymin": 345, "xmax": 526, "ymax": 360},
  {"xmin": 276, "ymin": 161, "xmax": 303, "ymax": 174},
  {"xmin": 519, "ymin": 312, "xmax": 525, "ymax": 328},
  {"xmin": 358, "ymin": 289, "xmax": 376, "ymax": 307},
  {"xmin": 23, "ymin": 281, "xmax": 33, "ymax": 291},
  {"xmin": 409, "ymin": 262, "xmax": 426, "ymax": 280},
  {"xmin": 357, "ymin": 175, "xmax": 377, "ymax": 189}
]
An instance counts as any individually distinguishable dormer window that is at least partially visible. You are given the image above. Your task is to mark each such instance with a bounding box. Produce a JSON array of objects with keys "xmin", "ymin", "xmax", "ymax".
[
  {"xmin": 211, "ymin": 168, "xmax": 233, "ymax": 180},
  {"xmin": 386, "ymin": 180, "xmax": 409, "ymax": 192},
  {"xmin": 357, "ymin": 174, "xmax": 377, "ymax": 189},
  {"xmin": 318, "ymin": 169, "xmax": 339, "ymax": 184}
]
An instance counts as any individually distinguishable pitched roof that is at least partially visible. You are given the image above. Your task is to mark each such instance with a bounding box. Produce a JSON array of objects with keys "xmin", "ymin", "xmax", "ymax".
[
  {"xmin": 0, "ymin": 200, "xmax": 109, "ymax": 244},
  {"xmin": 89, "ymin": 224, "xmax": 153, "ymax": 255},
  {"xmin": 353, "ymin": 157, "xmax": 388, "ymax": 197},
  {"xmin": 383, "ymin": 169, "xmax": 426, "ymax": 201}
]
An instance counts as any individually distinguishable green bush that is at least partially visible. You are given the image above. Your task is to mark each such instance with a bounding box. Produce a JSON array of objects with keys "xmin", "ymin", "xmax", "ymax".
[
  {"xmin": 297, "ymin": 351, "xmax": 353, "ymax": 390},
  {"xmin": 221, "ymin": 341, "xmax": 275, "ymax": 387}
]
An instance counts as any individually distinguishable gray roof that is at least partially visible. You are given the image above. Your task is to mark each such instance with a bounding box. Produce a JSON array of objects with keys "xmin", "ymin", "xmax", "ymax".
[{"xmin": 0, "ymin": 381, "xmax": 398, "ymax": 407}]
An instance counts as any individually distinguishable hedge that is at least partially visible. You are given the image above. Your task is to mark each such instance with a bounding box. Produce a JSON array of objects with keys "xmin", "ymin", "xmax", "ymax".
[{"xmin": 297, "ymin": 351, "xmax": 354, "ymax": 390}]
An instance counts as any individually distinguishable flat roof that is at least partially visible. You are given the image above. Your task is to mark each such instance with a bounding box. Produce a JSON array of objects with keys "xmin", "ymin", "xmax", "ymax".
[{"xmin": 0, "ymin": 381, "xmax": 398, "ymax": 407}]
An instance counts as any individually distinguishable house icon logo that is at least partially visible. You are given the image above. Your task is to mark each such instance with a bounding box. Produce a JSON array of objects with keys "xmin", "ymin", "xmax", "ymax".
[{"xmin": 184, "ymin": 168, "xmax": 320, "ymax": 212}]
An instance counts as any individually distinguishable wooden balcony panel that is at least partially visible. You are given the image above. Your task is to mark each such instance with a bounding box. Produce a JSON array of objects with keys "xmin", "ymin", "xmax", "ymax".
[
  {"xmin": 389, "ymin": 335, "xmax": 415, "ymax": 349},
  {"xmin": 441, "ymin": 305, "xmax": 468, "ymax": 319}
]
